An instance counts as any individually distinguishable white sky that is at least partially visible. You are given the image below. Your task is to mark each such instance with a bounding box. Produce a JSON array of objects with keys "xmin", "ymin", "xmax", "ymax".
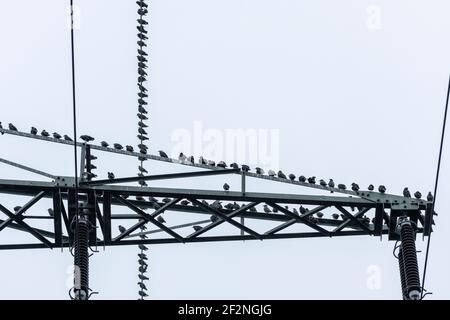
[{"xmin": 0, "ymin": 0, "xmax": 449, "ymax": 299}]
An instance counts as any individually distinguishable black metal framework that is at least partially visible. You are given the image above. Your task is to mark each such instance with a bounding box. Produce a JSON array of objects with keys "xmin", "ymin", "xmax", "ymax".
[{"xmin": 0, "ymin": 128, "xmax": 434, "ymax": 251}]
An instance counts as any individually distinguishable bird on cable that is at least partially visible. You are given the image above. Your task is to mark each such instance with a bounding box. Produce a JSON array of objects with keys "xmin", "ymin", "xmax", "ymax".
[
  {"xmin": 80, "ymin": 135, "xmax": 94, "ymax": 142},
  {"xmin": 138, "ymin": 98, "xmax": 148, "ymax": 106},
  {"xmin": 138, "ymin": 134, "xmax": 149, "ymax": 141},
  {"xmin": 138, "ymin": 89, "xmax": 148, "ymax": 97},
  {"xmin": 138, "ymin": 282, "xmax": 148, "ymax": 291},
  {"xmin": 307, "ymin": 176, "xmax": 316, "ymax": 184},
  {"xmin": 137, "ymin": 0, "xmax": 148, "ymax": 8},
  {"xmin": 118, "ymin": 225, "xmax": 126, "ymax": 233},
  {"xmin": 193, "ymin": 225, "xmax": 202, "ymax": 232},
  {"xmin": 199, "ymin": 156, "xmax": 207, "ymax": 165},
  {"xmin": 138, "ymin": 68, "xmax": 148, "ymax": 77},
  {"xmin": 263, "ymin": 205, "xmax": 272, "ymax": 213},
  {"xmin": 414, "ymin": 191, "xmax": 422, "ymax": 199},
  {"xmin": 138, "ymin": 180, "xmax": 147, "ymax": 186},
  {"xmin": 41, "ymin": 130, "xmax": 50, "ymax": 137},
  {"xmin": 319, "ymin": 179, "xmax": 327, "ymax": 187},
  {"xmin": 223, "ymin": 183, "xmax": 230, "ymax": 191},
  {"xmin": 299, "ymin": 206, "xmax": 307, "ymax": 215},
  {"xmin": 139, "ymin": 244, "xmax": 148, "ymax": 251},
  {"xmin": 230, "ymin": 163, "xmax": 240, "ymax": 170},
  {"xmin": 138, "ymin": 74, "xmax": 147, "ymax": 82},
  {"xmin": 89, "ymin": 155, "xmax": 97, "ymax": 160},
  {"xmin": 368, "ymin": 184, "xmax": 374, "ymax": 191},
  {"xmin": 138, "ymin": 128, "xmax": 147, "ymax": 135},
  {"xmin": 100, "ymin": 141, "xmax": 109, "ymax": 147},
  {"xmin": 217, "ymin": 161, "xmax": 227, "ymax": 168},
  {"xmin": 47, "ymin": 208, "xmax": 54, "ymax": 217},
  {"xmin": 137, "ymin": 32, "xmax": 148, "ymax": 40},
  {"xmin": 225, "ymin": 203, "xmax": 233, "ymax": 210},
  {"xmin": 332, "ymin": 213, "xmax": 339, "ymax": 220},
  {"xmin": 138, "ymin": 274, "xmax": 149, "ymax": 281},
  {"xmin": 338, "ymin": 184, "xmax": 346, "ymax": 190},
  {"xmin": 241, "ymin": 165, "xmax": 250, "ymax": 172},
  {"xmin": 30, "ymin": 127, "xmax": 38, "ymax": 135},
  {"xmin": 255, "ymin": 167, "xmax": 264, "ymax": 175},
  {"xmin": 138, "ymin": 156, "xmax": 147, "ymax": 162},
  {"xmin": 138, "ymin": 266, "xmax": 147, "ymax": 274},
  {"xmin": 351, "ymin": 183, "xmax": 360, "ymax": 192},
  {"xmin": 64, "ymin": 135, "xmax": 73, "ymax": 142},
  {"xmin": 138, "ymin": 253, "xmax": 148, "ymax": 260},
  {"xmin": 52, "ymin": 132, "xmax": 61, "ymax": 139},
  {"xmin": 293, "ymin": 208, "xmax": 299, "ymax": 215},
  {"xmin": 378, "ymin": 185, "xmax": 386, "ymax": 194},
  {"xmin": 138, "ymin": 8, "xmax": 148, "ymax": 16},
  {"xmin": 316, "ymin": 212, "xmax": 324, "ymax": 218},
  {"xmin": 138, "ymin": 144, "xmax": 148, "ymax": 150},
  {"xmin": 138, "ymin": 290, "xmax": 148, "ymax": 298},
  {"xmin": 298, "ymin": 175, "xmax": 306, "ymax": 182},
  {"xmin": 232, "ymin": 202, "xmax": 240, "ymax": 210},
  {"xmin": 159, "ymin": 150, "xmax": 168, "ymax": 158},
  {"xmin": 138, "ymin": 166, "xmax": 148, "ymax": 174},
  {"xmin": 137, "ymin": 54, "xmax": 148, "ymax": 63},
  {"xmin": 207, "ymin": 160, "xmax": 216, "ymax": 166},
  {"xmin": 289, "ymin": 174, "xmax": 296, "ymax": 181},
  {"xmin": 137, "ymin": 25, "xmax": 147, "ymax": 34},
  {"xmin": 137, "ymin": 48, "xmax": 148, "ymax": 56},
  {"xmin": 114, "ymin": 143, "xmax": 123, "ymax": 150},
  {"xmin": 8, "ymin": 123, "xmax": 18, "ymax": 131},
  {"xmin": 268, "ymin": 170, "xmax": 276, "ymax": 177},
  {"xmin": 137, "ymin": 18, "xmax": 148, "ymax": 25},
  {"xmin": 403, "ymin": 187, "xmax": 411, "ymax": 198},
  {"xmin": 278, "ymin": 171, "xmax": 287, "ymax": 179},
  {"xmin": 13, "ymin": 206, "xmax": 22, "ymax": 212},
  {"xmin": 108, "ymin": 172, "xmax": 115, "ymax": 180},
  {"xmin": 156, "ymin": 216, "xmax": 166, "ymax": 224},
  {"xmin": 125, "ymin": 145, "xmax": 134, "ymax": 152},
  {"xmin": 137, "ymin": 40, "xmax": 147, "ymax": 48},
  {"xmin": 86, "ymin": 164, "xmax": 97, "ymax": 170},
  {"xmin": 138, "ymin": 120, "xmax": 148, "ymax": 128},
  {"xmin": 427, "ymin": 192, "xmax": 434, "ymax": 202}
]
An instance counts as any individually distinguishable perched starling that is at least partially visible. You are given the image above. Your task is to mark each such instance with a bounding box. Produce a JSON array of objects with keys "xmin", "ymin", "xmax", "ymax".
[
  {"xmin": 230, "ymin": 163, "xmax": 240, "ymax": 170},
  {"xmin": 351, "ymin": 183, "xmax": 360, "ymax": 192},
  {"xmin": 207, "ymin": 160, "xmax": 216, "ymax": 166},
  {"xmin": 138, "ymin": 121, "xmax": 148, "ymax": 128},
  {"xmin": 328, "ymin": 179, "xmax": 335, "ymax": 188},
  {"xmin": 278, "ymin": 171, "xmax": 287, "ymax": 179},
  {"xmin": 289, "ymin": 173, "xmax": 296, "ymax": 181},
  {"xmin": 378, "ymin": 185, "xmax": 386, "ymax": 193},
  {"xmin": 52, "ymin": 132, "xmax": 61, "ymax": 139},
  {"xmin": 137, "ymin": 113, "xmax": 148, "ymax": 120},
  {"xmin": 249, "ymin": 206, "xmax": 257, "ymax": 212},
  {"xmin": 199, "ymin": 157, "xmax": 207, "ymax": 165},
  {"xmin": 138, "ymin": 166, "xmax": 148, "ymax": 174},
  {"xmin": 298, "ymin": 175, "xmax": 306, "ymax": 182},
  {"xmin": 138, "ymin": 290, "xmax": 148, "ymax": 298},
  {"xmin": 138, "ymin": 266, "xmax": 147, "ymax": 274},
  {"xmin": 332, "ymin": 213, "xmax": 339, "ymax": 220},
  {"xmin": 338, "ymin": 184, "xmax": 346, "ymax": 190},
  {"xmin": 100, "ymin": 141, "xmax": 109, "ymax": 147},
  {"xmin": 307, "ymin": 176, "xmax": 316, "ymax": 184},
  {"xmin": 108, "ymin": 172, "xmax": 115, "ymax": 180},
  {"xmin": 210, "ymin": 215, "xmax": 219, "ymax": 222},
  {"xmin": 8, "ymin": 123, "xmax": 18, "ymax": 131},
  {"xmin": 114, "ymin": 143, "xmax": 123, "ymax": 150},
  {"xmin": 403, "ymin": 187, "xmax": 411, "ymax": 198},
  {"xmin": 159, "ymin": 150, "xmax": 168, "ymax": 158},
  {"xmin": 118, "ymin": 225, "xmax": 126, "ymax": 233},
  {"xmin": 41, "ymin": 130, "xmax": 50, "ymax": 137},
  {"xmin": 178, "ymin": 152, "xmax": 187, "ymax": 162},
  {"xmin": 319, "ymin": 179, "xmax": 327, "ymax": 187},
  {"xmin": 299, "ymin": 206, "xmax": 307, "ymax": 214},
  {"xmin": 193, "ymin": 225, "xmax": 202, "ymax": 232},
  {"xmin": 64, "ymin": 135, "xmax": 73, "ymax": 141},
  {"xmin": 368, "ymin": 184, "xmax": 374, "ymax": 191},
  {"xmin": 241, "ymin": 165, "xmax": 250, "ymax": 172},
  {"xmin": 13, "ymin": 206, "xmax": 21, "ymax": 212},
  {"xmin": 427, "ymin": 192, "xmax": 434, "ymax": 202},
  {"xmin": 188, "ymin": 156, "xmax": 195, "ymax": 163},
  {"xmin": 223, "ymin": 183, "xmax": 230, "ymax": 191},
  {"xmin": 80, "ymin": 135, "xmax": 94, "ymax": 142},
  {"xmin": 139, "ymin": 244, "xmax": 148, "ymax": 251},
  {"xmin": 126, "ymin": 145, "xmax": 134, "ymax": 152},
  {"xmin": 156, "ymin": 216, "xmax": 166, "ymax": 224},
  {"xmin": 263, "ymin": 205, "xmax": 272, "ymax": 213},
  {"xmin": 414, "ymin": 191, "xmax": 422, "ymax": 199},
  {"xmin": 137, "ymin": 25, "xmax": 147, "ymax": 34},
  {"xmin": 138, "ymin": 274, "xmax": 149, "ymax": 281},
  {"xmin": 255, "ymin": 167, "xmax": 265, "ymax": 175},
  {"xmin": 138, "ymin": 105, "xmax": 147, "ymax": 114},
  {"xmin": 316, "ymin": 212, "xmax": 324, "ymax": 218},
  {"xmin": 137, "ymin": 19, "xmax": 148, "ymax": 26},
  {"xmin": 47, "ymin": 208, "xmax": 54, "ymax": 217},
  {"xmin": 216, "ymin": 161, "xmax": 226, "ymax": 168},
  {"xmin": 138, "ymin": 282, "xmax": 148, "ymax": 290},
  {"xmin": 136, "ymin": 0, "xmax": 148, "ymax": 8},
  {"xmin": 30, "ymin": 127, "xmax": 38, "ymax": 135},
  {"xmin": 138, "ymin": 253, "xmax": 148, "ymax": 260}
]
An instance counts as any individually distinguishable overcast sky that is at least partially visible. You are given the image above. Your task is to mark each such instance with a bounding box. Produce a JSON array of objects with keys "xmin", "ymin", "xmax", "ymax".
[{"xmin": 0, "ymin": 0, "xmax": 449, "ymax": 299}]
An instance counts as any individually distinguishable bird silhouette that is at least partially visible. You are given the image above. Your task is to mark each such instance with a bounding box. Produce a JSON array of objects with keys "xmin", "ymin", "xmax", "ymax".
[
  {"xmin": 378, "ymin": 185, "xmax": 386, "ymax": 193},
  {"xmin": 52, "ymin": 132, "xmax": 61, "ymax": 139},
  {"xmin": 47, "ymin": 208, "xmax": 54, "ymax": 217},
  {"xmin": 100, "ymin": 141, "xmax": 109, "ymax": 148},
  {"xmin": 64, "ymin": 135, "xmax": 73, "ymax": 141},
  {"xmin": 30, "ymin": 127, "xmax": 38, "ymax": 135},
  {"xmin": 207, "ymin": 160, "xmax": 216, "ymax": 166},
  {"xmin": 307, "ymin": 176, "xmax": 316, "ymax": 184},
  {"xmin": 241, "ymin": 165, "xmax": 250, "ymax": 172},
  {"xmin": 223, "ymin": 183, "xmax": 230, "ymax": 191},
  {"xmin": 137, "ymin": 0, "xmax": 148, "ymax": 8},
  {"xmin": 338, "ymin": 184, "xmax": 346, "ymax": 190},
  {"xmin": 427, "ymin": 192, "xmax": 434, "ymax": 202},
  {"xmin": 41, "ymin": 130, "xmax": 50, "ymax": 137},
  {"xmin": 351, "ymin": 183, "xmax": 360, "ymax": 192},
  {"xmin": 126, "ymin": 145, "xmax": 134, "ymax": 152},
  {"xmin": 368, "ymin": 184, "xmax": 374, "ymax": 191},
  {"xmin": 137, "ymin": 113, "xmax": 148, "ymax": 120},
  {"xmin": 178, "ymin": 153, "xmax": 187, "ymax": 162},
  {"xmin": 230, "ymin": 163, "xmax": 239, "ymax": 170},
  {"xmin": 138, "ymin": 166, "xmax": 148, "ymax": 174},
  {"xmin": 328, "ymin": 179, "xmax": 335, "ymax": 188},
  {"xmin": 255, "ymin": 167, "xmax": 265, "ymax": 175},
  {"xmin": 158, "ymin": 150, "xmax": 168, "ymax": 158},
  {"xmin": 8, "ymin": 123, "xmax": 17, "ymax": 131},
  {"xmin": 137, "ymin": 19, "xmax": 148, "ymax": 25},
  {"xmin": 118, "ymin": 225, "xmax": 126, "ymax": 233},
  {"xmin": 138, "ymin": 290, "xmax": 148, "ymax": 297},
  {"xmin": 403, "ymin": 187, "xmax": 411, "ymax": 198},
  {"xmin": 193, "ymin": 225, "xmax": 202, "ymax": 232},
  {"xmin": 108, "ymin": 172, "xmax": 115, "ymax": 180},
  {"xmin": 139, "ymin": 244, "xmax": 148, "ymax": 251},
  {"xmin": 299, "ymin": 206, "xmax": 307, "ymax": 214},
  {"xmin": 263, "ymin": 205, "xmax": 272, "ymax": 213},
  {"xmin": 138, "ymin": 282, "xmax": 148, "ymax": 290},
  {"xmin": 332, "ymin": 213, "xmax": 339, "ymax": 220},
  {"xmin": 181, "ymin": 200, "xmax": 190, "ymax": 206},
  {"xmin": 414, "ymin": 191, "xmax": 422, "ymax": 199},
  {"xmin": 138, "ymin": 253, "xmax": 148, "ymax": 260},
  {"xmin": 114, "ymin": 143, "xmax": 123, "ymax": 150},
  {"xmin": 138, "ymin": 274, "xmax": 149, "ymax": 281},
  {"xmin": 319, "ymin": 179, "xmax": 327, "ymax": 187},
  {"xmin": 80, "ymin": 135, "xmax": 94, "ymax": 142},
  {"xmin": 298, "ymin": 175, "xmax": 306, "ymax": 182},
  {"xmin": 138, "ymin": 120, "xmax": 148, "ymax": 128},
  {"xmin": 13, "ymin": 206, "xmax": 21, "ymax": 212},
  {"xmin": 156, "ymin": 216, "xmax": 166, "ymax": 224},
  {"xmin": 278, "ymin": 171, "xmax": 287, "ymax": 179},
  {"xmin": 217, "ymin": 161, "xmax": 227, "ymax": 168},
  {"xmin": 316, "ymin": 212, "xmax": 324, "ymax": 218}
]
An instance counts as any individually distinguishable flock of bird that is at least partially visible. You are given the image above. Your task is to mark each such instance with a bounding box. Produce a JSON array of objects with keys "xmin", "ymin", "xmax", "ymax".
[{"xmin": 2, "ymin": 121, "xmax": 435, "ymax": 203}]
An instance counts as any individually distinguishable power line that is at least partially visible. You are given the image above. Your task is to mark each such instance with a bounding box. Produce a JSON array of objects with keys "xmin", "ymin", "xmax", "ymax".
[{"xmin": 421, "ymin": 74, "xmax": 450, "ymax": 298}]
